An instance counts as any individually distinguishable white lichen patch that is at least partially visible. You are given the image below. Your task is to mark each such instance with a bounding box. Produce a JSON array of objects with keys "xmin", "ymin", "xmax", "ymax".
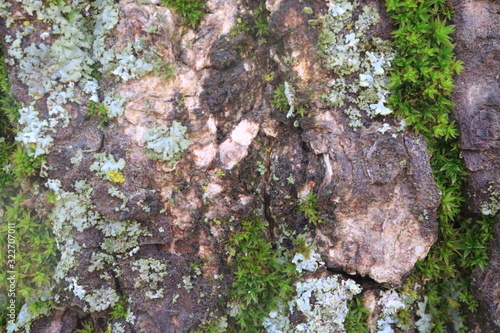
[
  {"xmin": 0, "ymin": 0, "xmax": 135, "ymax": 162},
  {"xmin": 112, "ymin": 39, "xmax": 161, "ymax": 81},
  {"xmin": 102, "ymin": 90, "xmax": 126, "ymax": 118},
  {"xmin": 70, "ymin": 149, "xmax": 84, "ymax": 166},
  {"xmin": 263, "ymin": 275, "xmax": 362, "ymax": 333},
  {"xmin": 376, "ymin": 290, "xmax": 406, "ymax": 333},
  {"xmin": 51, "ymin": 181, "xmax": 99, "ymax": 234},
  {"xmin": 291, "ymin": 250, "xmax": 324, "ymax": 273},
  {"xmin": 15, "ymin": 105, "xmax": 53, "ymax": 157},
  {"xmin": 108, "ymin": 187, "xmax": 129, "ymax": 212},
  {"xmin": 318, "ymin": 0, "xmax": 394, "ymax": 129},
  {"xmin": 481, "ymin": 191, "xmax": 500, "ymax": 216},
  {"xmin": 99, "ymin": 220, "xmax": 150, "ymax": 254},
  {"xmin": 415, "ymin": 296, "xmax": 432, "ymax": 333}
]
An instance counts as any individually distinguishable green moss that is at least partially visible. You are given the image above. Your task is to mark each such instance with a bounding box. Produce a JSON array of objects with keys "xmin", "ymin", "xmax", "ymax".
[
  {"xmin": 87, "ymin": 101, "xmax": 110, "ymax": 127},
  {"xmin": 387, "ymin": 0, "xmax": 495, "ymax": 330},
  {"xmin": 158, "ymin": 62, "xmax": 177, "ymax": 81},
  {"xmin": 298, "ymin": 193, "xmax": 322, "ymax": 225},
  {"xmin": 11, "ymin": 145, "xmax": 45, "ymax": 179},
  {"xmin": 0, "ymin": 193, "xmax": 58, "ymax": 328},
  {"xmin": 75, "ymin": 321, "xmax": 95, "ymax": 333},
  {"xmin": 0, "ymin": 49, "xmax": 58, "ymax": 329},
  {"xmin": 227, "ymin": 217, "xmax": 296, "ymax": 332},
  {"xmin": 272, "ymin": 84, "xmax": 288, "ymax": 111},
  {"xmin": 230, "ymin": 1, "xmax": 270, "ymax": 39},
  {"xmin": 160, "ymin": 0, "xmax": 206, "ymax": 28},
  {"xmin": 345, "ymin": 294, "xmax": 370, "ymax": 333}
]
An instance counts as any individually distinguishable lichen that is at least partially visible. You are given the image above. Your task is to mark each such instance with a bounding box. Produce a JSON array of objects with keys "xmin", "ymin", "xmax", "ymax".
[
  {"xmin": 415, "ymin": 297, "xmax": 432, "ymax": 333},
  {"xmin": 108, "ymin": 186, "xmax": 129, "ymax": 211},
  {"xmin": 90, "ymin": 152, "xmax": 126, "ymax": 182},
  {"xmin": 107, "ymin": 170, "xmax": 126, "ymax": 183},
  {"xmin": 111, "ymin": 39, "xmax": 162, "ymax": 81},
  {"xmin": 143, "ymin": 121, "xmax": 190, "ymax": 164},
  {"xmin": 15, "ymin": 105, "xmax": 53, "ymax": 158},
  {"xmin": 131, "ymin": 258, "xmax": 168, "ymax": 300},
  {"xmin": 317, "ymin": 0, "xmax": 394, "ymax": 129},
  {"xmin": 376, "ymin": 290, "xmax": 406, "ymax": 333},
  {"xmin": 70, "ymin": 149, "xmax": 84, "ymax": 166},
  {"xmin": 99, "ymin": 220, "xmax": 149, "ymax": 254},
  {"xmin": 83, "ymin": 287, "xmax": 119, "ymax": 312},
  {"xmin": 102, "ymin": 90, "xmax": 126, "ymax": 119},
  {"xmin": 291, "ymin": 247, "xmax": 324, "ymax": 273},
  {"xmin": 263, "ymin": 275, "xmax": 362, "ymax": 333},
  {"xmin": 481, "ymin": 191, "xmax": 500, "ymax": 216}
]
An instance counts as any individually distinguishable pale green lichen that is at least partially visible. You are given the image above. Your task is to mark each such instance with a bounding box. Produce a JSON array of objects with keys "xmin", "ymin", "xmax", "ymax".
[
  {"xmin": 291, "ymin": 251, "xmax": 323, "ymax": 273},
  {"xmin": 376, "ymin": 290, "xmax": 406, "ymax": 333},
  {"xmin": 83, "ymin": 286, "xmax": 119, "ymax": 312},
  {"xmin": 108, "ymin": 186, "xmax": 129, "ymax": 211},
  {"xmin": 0, "ymin": 0, "xmax": 12, "ymax": 26},
  {"xmin": 15, "ymin": 105, "xmax": 53, "ymax": 157},
  {"xmin": 70, "ymin": 149, "xmax": 84, "ymax": 165},
  {"xmin": 182, "ymin": 275, "xmax": 194, "ymax": 292},
  {"xmin": 113, "ymin": 323, "xmax": 126, "ymax": 333},
  {"xmin": 143, "ymin": 121, "xmax": 190, "ymax": 164},
  {"xmin": 102, "ymin": 90, "xmax": 126, "ymax": 118},
  {"xmin": 132, "ymin": 258, "xmax": 168, "ymax": 300},
  {"xmin": 415, "ymin": 297, "xmax": 432, "ymax": 333},
  {"xmin": 291, "ymin": 240, "xmax": 324, "ymax": 273},
  {"xmin": 99, "ymin": 221, "xmax": 149, "ymax": 254},
  {"xmin": 263, "ymin": 275, "xmax": 362, "ymax": 333},
  {"xmin": 111, "ymin": 39, "xmax": 161, "ymax": 81},
  {"xmin": 90, "ymin": 152, "xmax": 126, "ymax": 181},
  {"xmin": 51, "ymin": 181, "xmax": 99, "ymax": 234},
  {"xmin": 316, "ymin": 0, "xmax": 394, "ymax": 129},
  {"xmin": 284, "ymin": 81, "xmax": 295, "ymax": 118},
  {"xmin": 481, "ymin": 191, "xmax": 500, "ymax": 216},
  {"xmin": 88, "ymin": 252, "xmax": 114, "ymax": 273},
  {"xmin": 0, "ymin": 0, "xmax": 123, "ymax": 169}
]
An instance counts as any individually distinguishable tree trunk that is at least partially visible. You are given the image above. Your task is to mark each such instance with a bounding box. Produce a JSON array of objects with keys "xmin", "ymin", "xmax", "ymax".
[{"xmin": 0, "ymin": 0, "xmax": 498, "ymax": 332}]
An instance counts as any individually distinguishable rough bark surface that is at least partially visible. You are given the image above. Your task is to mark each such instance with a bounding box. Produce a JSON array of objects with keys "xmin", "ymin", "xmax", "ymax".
[
  {"xmin": 452, "ymin": 0, "xmax": 500, "ymax": 215},
  {"xmin": 453, "ymin": 1, "xmax": 500, "ymax": 330},
  {"xmin": 0, "ymin": 0, "xmax": 498, "ymax": 332}
]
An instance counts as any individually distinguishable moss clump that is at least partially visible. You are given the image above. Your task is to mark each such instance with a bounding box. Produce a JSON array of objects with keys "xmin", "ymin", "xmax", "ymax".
[
  {"xmin": 0, "ymin": 193, "xmax": 58, "ymax": 328},
  {"xmin": 0, "ymin": 49, "xmax": 57, "ymax": 329},
  {"xmin": 345, "ymin": 294, "xmax": 370, "ymax": 333},
  {"xmin": 387, "ymin": 0, "xmax": 496, "ymax": 330},
  {"xmin": 227, "ymin": 217, "xmax": 295, "ymax": 332},
  {"xmin": 298, "ymin": 193, "xmax": 322, "ymax": 225},
  {"xmin": 160, "ymin": 0, "xmax": 206, "ymax": 28}
]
